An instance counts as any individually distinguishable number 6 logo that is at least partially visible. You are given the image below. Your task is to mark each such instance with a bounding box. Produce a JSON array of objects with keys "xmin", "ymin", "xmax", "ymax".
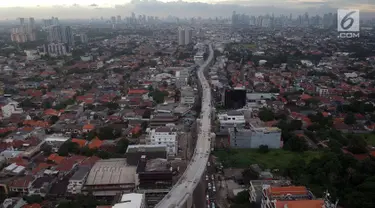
[
  {"xmin": 338, "ymin": 9, "xmax": 360, "ymax": 32},
  {"xmin": 341, "ymin": 11, "xmax": 355, "ymax": 30}
]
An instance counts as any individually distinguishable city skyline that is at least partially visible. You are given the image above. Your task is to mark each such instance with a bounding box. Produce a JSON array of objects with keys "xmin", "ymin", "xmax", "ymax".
[{"xmin": 0, "ymin": 0, "xmax": 373, "ymax": 20}]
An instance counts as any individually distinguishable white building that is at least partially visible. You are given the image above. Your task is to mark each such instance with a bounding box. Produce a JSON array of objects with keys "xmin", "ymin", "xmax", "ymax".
[
  {"xmin": 228, "ymin": 126, "xmax": 282, "ymax": 149},
  {"xmin": 184, "ymin": 28, "xmax": 193, "ymax": 45},
  {"xmin": 148, "ymin": 127, "xmax": 178, "ymax": 156},
  {"xmin": 67, "ymin": 166, "xmax": 91, "ymax": 194},
  {"xmin": 217, "ymin": 111, "xmax": 246, "ymax": 135},
  {"xmin": 112, "ymin": 193, "xmax": 146, "ymax": 208},
  {"xmin": 180, "ymin": 86, "xmax": 195, "ymax": 105},
  {"xmin": 80, "ymin": 33, "xmax": 88, "ymax": 44},
  {"xmin": 25, "ymin": 50, "xmax": 40, "ymax": 61},
  {"xmin": 47, "ymin": 43, "xmax": 68, "ymax": 57},
  {"xmin": 178, "ymin": 27, "xmax": 185, "ymax": 45},
  {"xmin": 43, "ymin": 134, "xmax": 70, "ymax": 152},
  {"xmin": 316, "ymin": 85, "xmax": 329, "ymax": 97},
  {"xmin": 178, "ymin": 27, "xmax": 193, "ymax": 45},
  {"xmin": 175, "ymin": 68, "xmax": 189, "ymax": 88},
  {"xmin": 1, "ymin": 100, "xmax": 23, "ymax": 118}
]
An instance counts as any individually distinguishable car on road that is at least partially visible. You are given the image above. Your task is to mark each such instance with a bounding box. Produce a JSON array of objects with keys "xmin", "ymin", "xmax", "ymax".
[
  {"xmin": 208, "ymin": 182, "xmax": 211, "ymax": 190},
  {"xmin": 211, "ymin": 202, "xmax": 216, "ymax": 208},
  {"xmin": 206, "ymin": 175, "xmax": 209, "ymax": 181},
  {"xmin": 206, "ymin": 194, "xmax": 209, "ymax": 200},
  {"xmin": 207, "ymin": 162, "xmax": 211, "ymax": 167},
  {"xmin": 211, "ymin": 175, "xmax": 215, "ymax": 181},
  {"xmin": 213, "ymin": 185, "xmax": 216, "ymax": 192}
]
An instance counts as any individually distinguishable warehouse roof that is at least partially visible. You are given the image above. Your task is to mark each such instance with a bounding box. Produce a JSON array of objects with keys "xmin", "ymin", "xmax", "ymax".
[{"xmin": 85, "ymin": 158, "xmax": 136, "ymax": 185}]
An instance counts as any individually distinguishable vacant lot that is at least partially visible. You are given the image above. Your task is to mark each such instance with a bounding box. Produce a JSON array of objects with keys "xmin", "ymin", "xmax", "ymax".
[{"xmin": 213, "ymin": 149, "xmax": 322, "ymax": 170}]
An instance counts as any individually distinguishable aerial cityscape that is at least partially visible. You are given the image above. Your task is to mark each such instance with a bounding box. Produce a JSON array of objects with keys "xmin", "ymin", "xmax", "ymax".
[{"xmin": 0, "ymin": 1, "xmax": 374, "ymax": 208}]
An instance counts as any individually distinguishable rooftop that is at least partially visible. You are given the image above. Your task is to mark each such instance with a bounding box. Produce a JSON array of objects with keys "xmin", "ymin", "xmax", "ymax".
[
  {"xmin": 112, "ymin": 193, "xmax": 144, "ymax": 208},
  {"xmin": 275, "ymin": 199, "xmax": 324, "ymax": 208},
  {"xmin": 85, "ymin": 158, "xmax": 136, "ymax": 185},
  {"xmin": 126, "ymin": 144, "xmax": 167, "ymax": 153},
  {"xmin": 70, "ymin": 166, "xmax": 91, "ymax": 181}
]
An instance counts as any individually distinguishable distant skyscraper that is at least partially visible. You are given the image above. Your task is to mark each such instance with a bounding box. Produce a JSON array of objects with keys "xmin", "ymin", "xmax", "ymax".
[
  {"xmin": 178, "ymin": 27, "xmax": 193, "ymax": 46},
  {"xmin": 117, "ymin": 15, "xmax": 121, "ymax": 23},
  {"xmin": 110, "ymin": 16, "xmax": 116, "ymax": 24},
  {"xmin": 19, "ymin": 18, "xmax": 25, "ymax": 26},
  {"xmin": 178, "ymin": 27, "xmax": 185, "ymax": 45},
  {"xmin": 28, "ymin": 17, "xmax": 35, "ymax": 30},
  {"xmin": 62, "ymin": 26, "xmax": 74, "ymax": 46},
  {"xmin": 80, "ymin": 33, "xmax": 88, "ymax": 44},
  {"xmin": 184, "ymin": 28, "xmax": 193, "ymax": 45},
  {"xmin": 47, "ymin": 25, "xmax": 74, "ymax": 46}
]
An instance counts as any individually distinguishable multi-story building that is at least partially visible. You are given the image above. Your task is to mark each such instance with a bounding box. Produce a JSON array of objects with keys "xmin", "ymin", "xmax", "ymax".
[
  {"xmin": 46, "ymin": 43, "xmax": 68, "ymax": 57},
  {"xmin": 184, "ymin": 28, "xmax": 193, "ymax": 45},
  {"xmin": 178, "ymin": 27, "xmax": 193, "ymax": 45},
  {"xmin": 112, "ymin": 193, "xmax": 146, "ymax": 208},
  {"xmin": 178, "ymin": 27, "xmax": 185, "ymax": 45},
  {"xmin": 126, "ymin": 144, "xmax": 168, "ymax": 166},
  {"xmin": 48, "ymin": 25, "xmax": 74, "ymax": 46},
  {"xmin": 260, "ymin": 185, "xmax": 337, "ymax": 208},
  {"xmin": 175, "ymin": 68, "xmax": 190, "ymax": 88},
  {"xmin": 67, "ymin": 166, "xmax": 91, "ymax": 194},
  {"xmin": 228, "ymin": 126, "xmax": 282, "ymax": 149},
  {"xmin": 80, "ymin": 33, "xmax": 88, "ymax": 44},
  {"xmin": 316, "ymin": 85, "xmax": 329, "ymax": 97},
  {"xmin": 1, "ymin": 100, "xmax": 23, "ymax": 118},
  {"xmin": 148, "ymin": 127, "xmax": 178, "ymax": 156},
  {"xmin": 149, "ymin": 113, "xmax": 178, "ymax": 128},
  {"xmin": 180, "ymin": 86, "xmax": 195, "ymax": 105},
  {"xmin": 217, "ymin": 111, "xmax": 246, "ymax": 136}
]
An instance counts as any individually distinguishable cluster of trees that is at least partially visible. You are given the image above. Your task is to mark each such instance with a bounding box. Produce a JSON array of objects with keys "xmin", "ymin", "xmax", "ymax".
[
  {"xmin": 57, "ymin": 194, "xmax": 107, "ymax": 208},
  {"xmin": 86, "ymin": 126, "xmax": 122, "ymax": 141},
  {"xmin": 229, "ymin": 190, "xmax": 256, "ymax": 208},
  {"xmin": 149, "ymin": 89, "xmax": 169, "ymax": 104},
  {"xmin": 57, "ymin": 138, "xmax": 129, "ymax": 158},
  {"xmin": 338, "ymin": 100, "xmax": 375, "ymax": 114},
  {"xmin": 285, "ymin": 151, "xmax": 375, "ymax": 208}
]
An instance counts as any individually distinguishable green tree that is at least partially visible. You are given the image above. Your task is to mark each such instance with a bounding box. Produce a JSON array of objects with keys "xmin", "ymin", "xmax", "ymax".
[
  {"xmin": 344, "ymin": 113, "xmax": 356, "ymax": 125},
  {"xmin": 58, "ymin": 141, "xmax": 80, "ymax": 156},
  {"xmin": 23, "ymin": 194, "xmax": 43, "ymax": 204},
  {"xmin": 284, "ymin": 136, "xmax": 308, "ymax": 152},
  {"xmin": 258, "ymin": 108, "xmax": 275, "ymax": 122}
]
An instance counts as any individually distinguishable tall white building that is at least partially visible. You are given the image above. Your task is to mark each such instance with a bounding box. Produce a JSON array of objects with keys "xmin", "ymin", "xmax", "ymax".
[
  {"xmin": 178, "ymin": 27, "xmax": 185, "ymax": 45},
  {"xmin": 80, "ymin": 33, "xmax": 88, "ymax": 44},
  {"xmin": 46, "ymin": 43, "xmax": 68, "ymax": 57},
  {"xmin": 178, "ymin": 27, "xmax": 193, "ymax": 45},
  {"xmin": 148, "ymin": 127, "xmax": 178, "ymax": 156},
  {"xmin": 184, "ymin": 28, "xmax": 193, "ymax": 45},
  {"xmin": 112, "ymin": 193, "xmax": 146, "ymax": 208}
]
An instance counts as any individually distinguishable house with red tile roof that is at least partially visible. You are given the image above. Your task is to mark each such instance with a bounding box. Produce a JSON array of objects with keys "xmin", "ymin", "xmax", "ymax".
[
  {"xmin": 128, "ymin": 89, "xmax": 148, "ymax": 95},
  {"xmin": 71, "ymin": 138, "xmax": 87, "ymax": 148},
  {"xmin": 44, "ymin": 109, "xmax": 60, "ymax": 117},
  {"xmin": 22, "ymin": 204, "xmax": 42, "ymax": 208},
  {"xmin": 8, "ymin": 175, "xmax": 34, "ymax": 194},
  {"xmin": 47, "ymin": 154, "xmax": 65, "ymax": 164},
  {"xmin": 88, "ymin": 137, "xmax": 103, "ymax": 149},
  {"xmin": 82, "ymin": 123, "xmax": 95, "ymax": 133}
]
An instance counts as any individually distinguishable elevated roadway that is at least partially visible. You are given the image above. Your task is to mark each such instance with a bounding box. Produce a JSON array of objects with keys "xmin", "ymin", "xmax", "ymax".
[{"xmin": 155, "ymin": 44, "xmax": 214, "ymax": 208}]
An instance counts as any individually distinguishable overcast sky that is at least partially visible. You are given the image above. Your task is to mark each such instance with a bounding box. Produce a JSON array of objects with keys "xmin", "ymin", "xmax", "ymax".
[{"xmin": 0, "ymin": 0, "xmax": 373, "ymax": 19}]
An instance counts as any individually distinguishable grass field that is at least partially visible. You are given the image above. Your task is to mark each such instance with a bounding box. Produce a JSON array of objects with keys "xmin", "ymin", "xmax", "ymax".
[
  {"xmin": 343, "ymin": 133, "xmax": 375, "ymax": 146},
  {"xmin": 360, "ymin": 134, "xmax": 375, "ymax": 146},
  {"xmin": 213, "ymin": 149, "xmax": 322, "ymax": 170}
]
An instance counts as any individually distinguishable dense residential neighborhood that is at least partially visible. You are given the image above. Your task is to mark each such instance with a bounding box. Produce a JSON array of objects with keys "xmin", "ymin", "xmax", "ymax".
[{"xmin": 0, "ymin": 3, "xmax": 374, "ymax": 208}]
